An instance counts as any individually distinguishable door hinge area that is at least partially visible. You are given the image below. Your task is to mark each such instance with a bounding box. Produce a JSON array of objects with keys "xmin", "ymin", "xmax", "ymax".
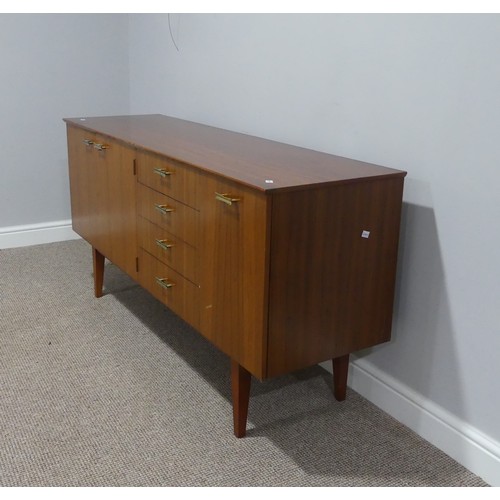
[
  {"xmin": 133, "ymin": 158, "xmax": 137, "ymax": 176},
  {"xmin": 135, "ymin": 256, "xmax": 139, "ymax": 273}
]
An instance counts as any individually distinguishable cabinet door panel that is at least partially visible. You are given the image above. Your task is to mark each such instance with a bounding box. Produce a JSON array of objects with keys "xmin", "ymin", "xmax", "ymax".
[
  {"xmin": 198, "ymin": 173, "xmax": 270, "ymax": 379},
  {"xmin": 95, "ymin": 134, "xmax": 138, "ymax": 278},
  {"xmin": 66, "ymin": 126, "xmax": 137, "ymax": 278},
  {"xmin": 67, "ymin": 126, "xmax": 107, "ymax": 252}
]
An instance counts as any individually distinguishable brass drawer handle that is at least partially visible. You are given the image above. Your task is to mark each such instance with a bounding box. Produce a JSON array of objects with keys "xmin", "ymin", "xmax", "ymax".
[
  {"xmin": 155, "ymin": 239, "xmax": 175, "ymax": 251},
  {"xmin": 93, "ymin": 143, "xmax": 109, "ymax": 151},
  {"xmin": 155, "ymin": 277, "xmax": 175, "ymax": 290},
  {"xmin": 82, "ymin": 139, "xmax": 94, "ymax": 146},
  {"xmin": 215, "ymin": 192, "xmax": 241, "ymax": 206},
  {"xmin": 154, "ymin": 203, "xmax": 175, "ymax": 215},
  {"xmin": 153, "ymin": 167, "xmax": 173, "ymax": 178}
]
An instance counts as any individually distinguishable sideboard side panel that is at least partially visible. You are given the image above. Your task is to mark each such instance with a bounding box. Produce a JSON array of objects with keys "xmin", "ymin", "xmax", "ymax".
[{"xmin": 267, "ymin": 178, "xmax": 405, "ymax": 377}]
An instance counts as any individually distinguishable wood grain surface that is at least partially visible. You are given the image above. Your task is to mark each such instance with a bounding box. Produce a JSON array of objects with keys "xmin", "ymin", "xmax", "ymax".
[{"xmin": 65, "ymin": 115, "xmax": 405, "ymax": 193}]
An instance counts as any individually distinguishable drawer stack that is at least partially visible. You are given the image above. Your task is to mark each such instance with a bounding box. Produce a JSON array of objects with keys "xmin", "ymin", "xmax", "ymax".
[{"xmin": 136, "ymin": 150, "xmax": 201, "ymax": 329}]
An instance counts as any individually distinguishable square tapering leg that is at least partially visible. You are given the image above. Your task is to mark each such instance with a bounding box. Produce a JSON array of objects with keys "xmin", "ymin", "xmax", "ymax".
[
  {"xmin": 92, "ymin": 247, "xmax": 105, "ymax": 298},
  {"xmin": 332, "ymin": 354, "xmax": 349, "ymax": 401},
  {"xmin": 231, "ymin": 360, "xmax": 251, "ymax": 438}
]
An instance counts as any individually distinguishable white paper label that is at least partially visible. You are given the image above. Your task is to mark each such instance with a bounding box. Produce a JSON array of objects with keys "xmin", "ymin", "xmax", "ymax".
[{"xmin": 361, "ymin": 230, "xmax": 370, "ymax": 239}]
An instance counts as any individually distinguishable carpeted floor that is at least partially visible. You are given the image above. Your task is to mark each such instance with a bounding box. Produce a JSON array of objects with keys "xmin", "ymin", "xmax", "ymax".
[{"xmin": 0, "ymin": 239, "xmax": 488, "ymax": 486}]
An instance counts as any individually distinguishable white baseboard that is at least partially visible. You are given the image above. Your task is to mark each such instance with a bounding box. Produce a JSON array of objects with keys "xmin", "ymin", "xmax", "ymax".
[
  {"xmin": 0, "ymin": 220, "xmax": 81, "ymax": 249},
  {"xmin": 322, "ymin": 357, "xmax": 500, "ymax": 486}
]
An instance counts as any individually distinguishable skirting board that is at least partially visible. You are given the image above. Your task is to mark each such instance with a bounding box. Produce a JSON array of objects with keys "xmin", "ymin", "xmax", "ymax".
[
  {"xmin": 0, "ymin": 220, "xmax": 81, "ymax": 249},
  {"xmin": 321, "ymin": 357, "xmax": 500, "ymax": 486}
]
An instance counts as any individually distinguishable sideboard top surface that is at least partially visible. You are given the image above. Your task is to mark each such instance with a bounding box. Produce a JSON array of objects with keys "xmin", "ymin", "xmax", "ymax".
[{"xmin": 64, "ymin": 114, "xmax": 406, "ymax": 192}]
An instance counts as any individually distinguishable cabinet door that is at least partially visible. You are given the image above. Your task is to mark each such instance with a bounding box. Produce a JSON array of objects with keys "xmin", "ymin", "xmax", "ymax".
[
  {"xmin": 67, "ymin": 125, "xmax": 137, "ymax": 278},
  {"xmin": 67, "ymin": 126, "xmax": 106, "ymax": 250},
  {"xmin": 198, "ymin": 173, "xmax": 270, "ymax": 379},
  {"xmin": 97, "ymin": 133, "xmax": 138, "ymax": 278}
]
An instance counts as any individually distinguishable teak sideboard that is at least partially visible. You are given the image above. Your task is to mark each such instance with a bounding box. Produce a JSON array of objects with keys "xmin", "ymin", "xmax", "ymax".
[{"xmin": 64, "ymin": 114, "xmax": 406, "ymax": 437}]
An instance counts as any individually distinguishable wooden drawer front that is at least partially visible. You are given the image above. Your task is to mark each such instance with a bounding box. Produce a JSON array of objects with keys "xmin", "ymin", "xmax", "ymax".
[
  {"xmin": 137, "ymin": 150, "xmax": 199, "ymax": 209},
  {"xmin": 138, "ymin": 216, "xmax": 198, "ymax": 285},
  {"xmin": 138, "ymin": 184, "xmax": 198, "ymax": 247},
  {"xmin": 139, "ymin": 249, "xmax": 200, "ymax": 330}
]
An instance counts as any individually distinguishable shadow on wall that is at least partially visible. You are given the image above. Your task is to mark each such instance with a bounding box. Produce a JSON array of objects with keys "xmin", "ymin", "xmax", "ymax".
[
  {"xmin": 353, "ymin": 200, "xmax": 466, "ymax": 439},
  {"xmin": 392, "ymin": 201, "xmax": 462, "ymax": 411}
]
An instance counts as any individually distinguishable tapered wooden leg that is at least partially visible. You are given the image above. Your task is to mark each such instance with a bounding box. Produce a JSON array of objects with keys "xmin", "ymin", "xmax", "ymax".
[
  {"xmin": 332, "ymin": 354, "xmax": 350, "ymax": 401},
  {"xmin": 92, "ymin": 247, "xmax": 105, "ymax": 298},
  {"xmin": 231, "ymin": 360, "xmax": 251, "ymax": 438}
]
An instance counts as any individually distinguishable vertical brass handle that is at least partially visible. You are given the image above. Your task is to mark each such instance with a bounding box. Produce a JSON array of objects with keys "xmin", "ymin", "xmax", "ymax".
[
  {"xmin": 153, "ymin": 168, "xmax": 173, "ymax": 177},
  {"xmin": 155, "ymin": 277, "xmax": 175, "ymax": 290},
  {"xmin": 93, "ymin": 143, "xmax": 109, "ymax": 151},
  {"xmin": 155, "ymin": 239, "xmax": 175, "ymax": 251},
  {"xmin": 215, "ymin": 192, "xmax": 241, "ymax": 205},
  {"xmin": 154, "ymin": 204, "xmax": 175, "ymax": 215},
  {"xmin": 82, "ymin": 139, "xmax": 94, "ymax": 146}
]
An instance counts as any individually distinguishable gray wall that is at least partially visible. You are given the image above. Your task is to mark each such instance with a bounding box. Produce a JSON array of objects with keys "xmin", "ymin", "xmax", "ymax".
[
  {"xmin": 0, "ymin": 14, "xmax": 130, "ymax": 227},
  {"xmin": 128, "ymin": 14, "xmax": 500, "ymax": 443}
]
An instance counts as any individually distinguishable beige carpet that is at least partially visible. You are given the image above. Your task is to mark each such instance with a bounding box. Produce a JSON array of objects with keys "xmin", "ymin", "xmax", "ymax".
[{"xmin": 0, "ymin": 239, "xmax": 487, "ymax": 486}]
